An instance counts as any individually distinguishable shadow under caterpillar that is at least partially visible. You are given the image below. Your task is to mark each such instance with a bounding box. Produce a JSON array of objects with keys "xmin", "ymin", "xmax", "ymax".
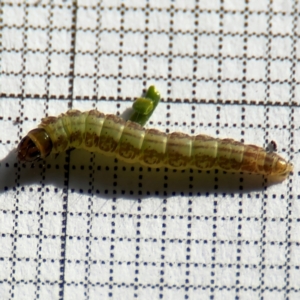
[{"xmin": 17, "ymin": 87, "xmax": 293, "ymax": 182}]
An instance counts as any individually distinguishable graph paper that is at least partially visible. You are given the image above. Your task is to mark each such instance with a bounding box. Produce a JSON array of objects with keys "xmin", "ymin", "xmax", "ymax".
[{"xmin": 0, "ymin": 0, "xmax": 299, "ymax": 299}]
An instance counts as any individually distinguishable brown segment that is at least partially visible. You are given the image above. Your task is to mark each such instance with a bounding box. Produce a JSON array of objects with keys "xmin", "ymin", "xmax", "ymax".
[
  {"xmin": 117, "ymin": 121, "xmax": 144, "ymax": 161},
  {"xmin": 193, "ymin": 134, "xmax": 218, "ymax": 169},
  {"xmin": 141, "ymin": 129, "xmax": 167, "ymax": 167},
  {"xmin": 166, "ymin": 132, "xmax": 192, "ymax": 168}
]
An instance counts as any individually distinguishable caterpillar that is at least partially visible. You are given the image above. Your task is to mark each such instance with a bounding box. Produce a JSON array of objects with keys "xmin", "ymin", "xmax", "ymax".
[{"xmin": 17, "ymin": 108, "xmax": 293, "ymax": 180}]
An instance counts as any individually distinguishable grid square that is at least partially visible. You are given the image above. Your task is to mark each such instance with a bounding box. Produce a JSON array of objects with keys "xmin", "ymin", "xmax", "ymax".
[
  {"xmin": 51, "ymin": 29, "xmax": 73, "ymax": 52},
  {"xmin": 101, "ymin": 8, "xmax": 121, "ymax": 29},
  {"xmin": 113, "ymin": 263, "xmax": 136, "ymax": 283},
  {"xmin": 245, "ymin": 82, "xmax": 266, "ymax": 102},
  {"xmin": 2, "ymin": 51, "xmax": 23, "ymax": 74},
  {"xmin": 147, "ymin": 32, "xmax": 169, "ymax": 55},
  {"xmin": 216, "ymin": 218, "xmax": 239, "ymax": 241},
  {"xmin": 90, "ymin": 261, "xmax": 110, "ymax": 282},
  {"xmin": 27, "ymin": 6, "xmax": 49, "ymax": 28},
  {"xmin": 269, "ymin": 60, "xmax": 292, "ymax": 81},
  {"xmin": 198, "ymin": 12, "xmax": 220, "ymax": 33},
  {"xmin": 247, "ymin": 36, "xmax": 267, "ymax": 58},
  {"xmin": 215, "ymin": 265, "xmax": 236, "ymax": 286},
  {"xmin": 50, "ymin": 53, "xmax": 71, "ymax": 75},
  {"xmin": 264, "ymin": 243, "xmax": 286, "ymax": 265},
  {"xmin": 146, "ymin": 56, "xmax": 168, "ymax": 79},
  {"xmin": 40, "ymin": 237, "xmax": 61, "ymax": 259},
  {"xmin": 0, "ymin": 260, "xmax": 11, "ymax": 281},
  {"xmin": 197, "ymin": 35, "xmax": 219, "ymax": 56},
  {"xmin": 25, "ymin": 52, "xmax": 48, "ymax": 74},
  {"xmin": 49, "ymin": 76, "xmax": 71, "ymax": 97},
  {"xmin": 172, "ymin": 34, "xmax": 194, "ymax": 55},
  {"xmin": 14, "ymin": 283, "xmax": 36, "ymax": 300},
  {"xmin": 76, "ymin": 30, "xmax": 97, "ymax": 53},
  {"xmin": 114, "ymin": 239, "xmax": 136, "ymax": 261},
  {"xmin": 290, "ymin": 267, "xmax": 300, "ymax": 289},
  {"xmin": 100, "ymin": 32, "xmax": 120, "ymax": 53},
  {"xmin": 122, "ymin": 55, "xmax": 144, "ymax": 77},
  {"xmin": 75, "ymin": 53, "xmax": 96, "ymax": 76},
  {"xmin": 138, "ymin": 263, "xmax": 160, "ymax": 285},
  {"xmin": 264, "ymin": 268, "xmax": 285, "ymax": 288},
  {"xmin": 90, "ymin": 238, "xmax": 111, "ymax": 260},
  {"xmin": 220, "ymin": 82, "xmax": 243, "ymax": 100},
  {"xmin": 17, "ymin": 213, "xmax": 39, "ymax": 235},
  {"xmin": 196, "ymin": 58, "xmax": 218, "ymax": 79},
  {"xmin": 15, "ymin": 236, "xmax": 38, "ymax": 258},
  {"xmin": 239, "ymin": 267, "xmax": 260, "ymax": 287},
  {"xmin": 99, "ymin": 54, "xmax": 121, "ymax": 77},
  {"xmin": 123, "ymin": 9, "xmax": 145, "ymax": 31},
  {"xmin": 173, "ymin": 0, "xmax": 196, "ymax": 10},
  {"xmin": 73, "ymin": 77, "xmax": 95, "ymax": 98},
  {"xmin": 27, "ymin": 28, "xmax": 49, "ymax": 51},
  {"xmin": 77, "ymin": 7, "xmax": 98, "ymax": 30},
  {"xmin": 171, "ymin": 57, "xmax": 193, "ymax": 79},
  {"xmin": 222, "ymin": 59, "xmax": 244, "ymax": 80},
  {"xmin": 67, "ymin": 214, "xmax": 89, "ymax": 236},
  {"xmin": 15, "ymin": 259, "xmax": 36, "ymax": 281},
  {"xmin": 265, "ymin": 220, "xmax": 286, "ymax": 242},
  {"xmin": 2, "ymin": 28, "xmax": 24, "ymax": 50},
  {"xmin": 270, "ymin": 37, "xmax": 292, "ymax": 59},
  {"xmin": 192, "ymin": 218, "xmax": 214, "ymax": 240},
  {"xmin": 247, "ymin": 14, "xmax": 268, "ymax": 35},
  {"xmin": 222, "ymin": 36, "xmax": 244, "ymax": 57},
  {"xmin": 164, "ymin": 241, "xmax": 187, "ymax": 262},
  {"xmin": 240, "ymin": 242, "xmax": 261, "ymax": 264},
  {"xmin": 198, "ymin": 0, "xmax": 220, "ymax": 10},
  {"xmin": 249, "ymin": 0, "xmax": 269, "ymax": 11},
  {"xmin": 65, "ymin": 238, "xmax": 88, "ymax": 260},
  {"xmin": 65, "ymin": 261, "xmax": 85, "ymax": 281},
  {"xmin": 215, "ymin": 243, "xmax": 237, "ymax": 264},
  {"xmin": 222, "ymin": 13, "xmax": 245, "ymax": 34},
  {"xmin": 173, "ymin": 11, "xmax": 195, "ymax": 32},
  {"xmin": 24, "ymin": 76, "xmax": 46, "ymax": 95},
  {"xmin": 246, "ymin": 59, "xmax": 267, "ymax": 81},
  {"xmin": 269, "ymin": 82, "xmax": 291, "ymax": 103},
  {"xmin": 3, "ymin": 5, "xmax": 25, "ymax": 27},
  {"xmin": 138, "ymin": 241, "xmax": 161, "ymax": 262},
  {"xmin": 39, "ymin": 260, "xmax": 60, "ymax": 281},
  {"xmin": 224, "ymin": 0, "xmax": 245, "ymax": 11},
  {"xmin": 0, "ymin": 236, "xmax": 13, "ymax": 257},
  {"xmin": 291, "ymin": 221, "xmax": 300, "ymax": 242},
  {"xmin": 290, "ymin": 243, "xmax": 300, "ymax": 264},
  {"xmin": 123, "ymin": 32, "xmax": 145, "ymax": 54},
  {"xmin": 52, "ymin": 7, "xmax": 74, "ymax": 28},
  {"xmin": 39, "ymin": 285, "xmax": 60, "ymax": 300},
  {"xmin": 240, "ymin": 219, "xmax": 261, "ymax": 240},
  {"xmin": 190, "ymin": 241, "xmax": 213, "ymax": 263},
  {"xmin": 148, "ymin": 10, "xmax": 170, "ymax": 31},
  {"xmin": 271, "ymin": 14, "xmax": 293, "ymax": 35},
  {"xmin": 169, "ymin": 80, "xmax": 193, "ymax": 99},
  {"xmin": 64, "ymin": 285, "xmax": 85, "ymax": 300}
]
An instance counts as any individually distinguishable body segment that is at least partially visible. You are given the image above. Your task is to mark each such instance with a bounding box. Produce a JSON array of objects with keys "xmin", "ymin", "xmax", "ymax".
[{"xmin": 17, "ymin": 109, "xmax": 293, "ymax": 180}]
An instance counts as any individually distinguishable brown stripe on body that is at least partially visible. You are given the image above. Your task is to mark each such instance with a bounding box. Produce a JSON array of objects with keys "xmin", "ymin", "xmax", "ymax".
[
  {"xmin": 140, "ymin": 129, "xmax": 167, "ymax": 167},
  {"xmin": 116, "ymin": 121, "xmax": 145, "ymax": 163},
  {"xmin": 217, "ymin": 139, "xmax": 244, "ymax": 171},
  {"xmin": 99, "ymin": 114, "xmax": 126, "ymax": 154},
  {"xmin": 166, "ymin": 132, "xmax": 192, "ymax": 169},
  {"xmin": 192, "ymin": 134, "xmax": 218, "ymax": 169},
  {"xmin": 84, "ymin": 110, "xmax": 105, "ymax": 150}
]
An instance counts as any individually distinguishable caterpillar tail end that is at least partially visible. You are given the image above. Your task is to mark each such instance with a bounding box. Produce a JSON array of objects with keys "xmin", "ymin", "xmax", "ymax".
[{"xmin": 269, "ymin": 158, "xmax": 293, "ymax": 183}]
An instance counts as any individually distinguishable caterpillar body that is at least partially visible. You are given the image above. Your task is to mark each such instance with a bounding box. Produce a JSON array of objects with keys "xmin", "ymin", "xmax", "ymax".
[{"xmin": 17, "ymin": 109, "xmax": 293, "ymax": 180}]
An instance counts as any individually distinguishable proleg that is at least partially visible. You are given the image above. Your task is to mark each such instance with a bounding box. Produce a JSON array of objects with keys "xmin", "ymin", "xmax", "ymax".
[{"xmin": 17, "ymin": 109, "xmax": 293, "ymax": 180}]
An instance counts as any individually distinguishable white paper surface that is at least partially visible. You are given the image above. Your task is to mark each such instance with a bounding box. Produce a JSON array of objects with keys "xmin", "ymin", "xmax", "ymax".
[{"xmin": 0, "ymin": 0, "xmax": 299, "ymax": 299}]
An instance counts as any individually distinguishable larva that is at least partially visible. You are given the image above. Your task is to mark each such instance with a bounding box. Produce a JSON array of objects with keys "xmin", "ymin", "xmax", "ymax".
[{"xmin": 18, "ymin": 109, "xmax": 293, "ymax": 180}]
